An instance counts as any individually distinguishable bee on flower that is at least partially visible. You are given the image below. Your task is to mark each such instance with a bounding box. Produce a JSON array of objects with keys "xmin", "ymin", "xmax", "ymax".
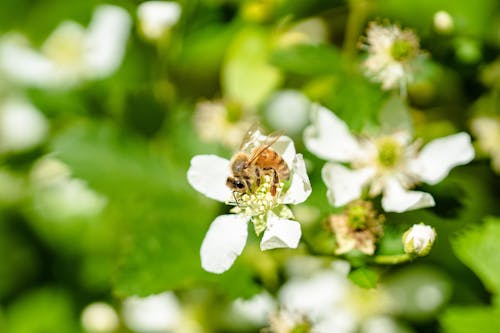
[
  {"xmin": 304, "ymin": 105, "xmax": 475, "ymax": 213},
  {"xmin": 360, "ymin": 21, "xmax": 425, "ymax": 95},
  {"xmin": 187, "ymin": 127, "xmax": 311, "ymax": 273}
]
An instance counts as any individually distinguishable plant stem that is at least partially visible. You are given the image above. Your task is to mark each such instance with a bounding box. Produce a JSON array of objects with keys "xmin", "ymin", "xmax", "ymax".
[{"xmin": 372, "ymin": 253, "xmax": 414, "ymax": 265}]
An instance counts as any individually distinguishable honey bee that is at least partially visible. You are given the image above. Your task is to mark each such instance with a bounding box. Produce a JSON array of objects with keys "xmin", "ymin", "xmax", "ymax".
[{"xmin": 226, "ymin": 127, "xmax": 290, "ymax": 196}]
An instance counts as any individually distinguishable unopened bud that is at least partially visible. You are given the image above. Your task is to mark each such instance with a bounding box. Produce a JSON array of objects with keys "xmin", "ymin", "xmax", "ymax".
[{"xmin": 402, "ymin": 223, "xmax": 436, "ymax": 256}]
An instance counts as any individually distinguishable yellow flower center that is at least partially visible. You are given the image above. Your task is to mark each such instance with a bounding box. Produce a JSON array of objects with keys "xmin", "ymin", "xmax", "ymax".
[
  {"xmin": 376, "ymin": 137, "xmax": 403, "ymax": 169},
  {"xmin": 390, "ymin": 38, "xmax": 416, "ymax": 62}
]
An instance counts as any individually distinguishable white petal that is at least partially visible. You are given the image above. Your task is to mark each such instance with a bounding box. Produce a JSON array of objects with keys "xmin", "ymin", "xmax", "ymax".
[
  {"xmin": 122, "ymin": 292, "xmax": 181, "ymax": 332},
  {"xmin": 200, "ymin": 214, "xmax": 249, "ymax": 274},
  {"xmin": 137, "ymin": 1, "xmax": 182, "ymax": 40},
  {"xmin": 321, "ymin": 163, "xmax": 374, "ymax": 207},
  {"xmin": 84, "ymin": 5, "xmax": 131, "ymax": 79},
  {"xmin": 187, "ymin": 155, "xmax": 233, "ymax": 202},
  {"xmin": 410, "ymin": 132, "xmax": 475, "ymax": 185},
  {"xmin": 260, "ymin": 213, "xmax": 301, "ymax": 250},
  {"xmin": 281, "ymin": 154, "xmax": 311, "ymax": 204},
  {"xmin": 304, "ymin": 104, "xmax": 362, "ymax": 162},
  {"xmin": 0, "ymin": 36, "xmax": 58, "ymax": 87},
  {"xmin": 382, "ymin": 178, "xmax": 435, "ymax": 213},
  {"xmin": 0, "ymin": 98, "xmax": 48, "ymax": 152}
]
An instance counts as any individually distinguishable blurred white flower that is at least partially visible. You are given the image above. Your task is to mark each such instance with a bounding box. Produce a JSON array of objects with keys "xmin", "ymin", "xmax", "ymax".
[
  {"xmin": 361, "ymin": 22, "xmax": 424, "ymax": 93},
  {"xmin": 137, "ymin": 1, "xmax": 181, "ymax": 41},
  {"xmin": 31, "ymin": 157, "xmax": 107, "ymax": 221},
  {"xmin": 231, "ymin": 291, "xmax": 276, "ymax": 326},
  {"xmin": 275, "ymin": 261, "xmax": 390, "ymax": 333},
  {"xmin": 402, "ymin": 223, "xmax": 436, "ymax": 257},
  {"xmin": 0, "ymin": 97, "xmax": 48, "ymax": 152},
  {"xmin": 0, "ymin": 5, "xmax": 131, "ymax": 88},
  {"xmin": 81, "ymin": 302, "xmax": 119, "ymax": 333},
  {"xmin": 187, "ymin": 130, "xmax": 311, "ymax": 273},
  {"xmin": 470, "ymin": 116, "xmax": 500, "ymax": 173},
  {"xmin": 304, "ymin": 105, "xmax": 475, "ymax": 212},
  {"xmin": 193, "ymin": 100, "xmax": 254, "ymax": 149},
  {"xmin": 277, "ymin": 17, "xmax": 328, "ymax": 47},
  {"xmin": 433, "ymin": 11, "xmax": 454, "ymax": 34},
  {"xmin": 265, "ymin": 90, "xmax": 311, "ymax": 136},
  {"xmin": 123, "ymin": 292, "xmax": 181, "ymax": 333}
]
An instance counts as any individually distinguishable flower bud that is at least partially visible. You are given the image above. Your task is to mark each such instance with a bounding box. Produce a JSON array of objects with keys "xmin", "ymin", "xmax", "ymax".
[{"xmin": 402, "ymin": 223, "xmax": 436, "ymax": 256}]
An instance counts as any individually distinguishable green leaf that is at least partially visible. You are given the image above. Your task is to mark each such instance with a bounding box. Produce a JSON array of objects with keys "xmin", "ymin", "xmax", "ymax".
[
  {"xmin": 222, "ymin": 27, "xmax": 282, "ymax": 108},
  {"xmin": 348, "ymin": 266, "xmax": 379, "ymax": 289},
  {"xmin": 52, "ymin": 123, "xmax": 260, "ymax": 299},
  {"xmin": 379, "ymin": 94, "xmax": 413, "ymax": 135},
  {"xmin": 270, "ymin": 44, "xmax": 343, "ymax": 76},
  {"xmin": 321, "ymin": 74, "xmax": 384, "ymax": 132},
  {"xmin": 451, "ymin": 217, "xmax": 500, "ymax": 294},
  {"xmin": 5, "ymin": 287, "xmax": 81, "ymax": 333},
  {"xmin": 440, "ymin": 306, "xmax": 500, "ymax": 333}
]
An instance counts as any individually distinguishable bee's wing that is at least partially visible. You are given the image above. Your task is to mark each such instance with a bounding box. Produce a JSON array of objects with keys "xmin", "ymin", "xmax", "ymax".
[
  {"xmin": 239, "ymin": 123, "xmax": 261, "ymax": 152},
  {"xmin": 247, "ymin": 130, "xmax": 284, "ymax": 165}
]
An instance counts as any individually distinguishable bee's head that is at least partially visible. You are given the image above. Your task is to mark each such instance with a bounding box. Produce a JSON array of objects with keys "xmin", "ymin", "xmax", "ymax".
[
  {"xmin": 226, "ymin": 176, "xmax": 247, "ymax": 192},
  {"xmin": 230, "ymin": 153, "xmax": 249, "ymax": 173}
]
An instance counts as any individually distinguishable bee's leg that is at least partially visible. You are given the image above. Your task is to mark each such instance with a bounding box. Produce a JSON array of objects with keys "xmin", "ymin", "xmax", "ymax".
[
  {"xmin": 232, "ymin": 192, "xmax": 240, "ymax": 206},
  {"xmin": 267, "ymin": 168, "xmax": 279, "ymax": 196},
  {"xmin": 243, "ymin": 176, "xmax": 252, "ymax": 192},
  {"xmin": 255, "ymin": 167, "xmax": 261, "ymax": 188}
]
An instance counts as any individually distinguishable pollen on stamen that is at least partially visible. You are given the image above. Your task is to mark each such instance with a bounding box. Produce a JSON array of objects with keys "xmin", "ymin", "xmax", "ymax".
[{"xmin": 229, "ymin": 175, "xmax": 283, "ymax": 217}]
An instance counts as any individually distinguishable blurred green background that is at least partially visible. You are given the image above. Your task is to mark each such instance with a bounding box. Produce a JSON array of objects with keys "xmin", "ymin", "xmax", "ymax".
[{"xmin": 0, "ymin": 0, "xmax": 499, "ymax": 332}]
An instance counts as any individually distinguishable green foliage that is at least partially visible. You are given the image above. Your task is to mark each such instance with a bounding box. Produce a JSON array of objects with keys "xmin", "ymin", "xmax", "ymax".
[
  {"xmin": 348, "ymin": 266, "xmax": 379, "ymax": 289},
  {"xmin": 440, "ymin": 306, "xmax": 500, "ymax": 333},
  {"xmin": 451, "ymin": 217, "xmax": 500, "ymax": 294},
  {"xmin": 4, "ymin": 288, "xmax": 81, "ymax": 333}
]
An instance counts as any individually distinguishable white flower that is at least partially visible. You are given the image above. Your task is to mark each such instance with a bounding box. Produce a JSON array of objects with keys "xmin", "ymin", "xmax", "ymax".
[
  {"xmin": 81, "ymin": 302, "xmax": 119, "ymax": 333},
  {"xmin": 265, "ymin": 90, "xmax": 311, "ymax": 136},
  {"xmin": 274, "ymin": 260, "xmax": 392, "ymax": 333},
  {"xmin": 361, "ymin": 22, "xmax": 423, "ymax": 93},
  {"xmin": 122, "ymin": 292, "xmax": 181, "ymax": 332},
  {"xmin": 470, "ymin": 116, "xmax": 500, "ymax": 173},
  {"xmin": 402, "ymin": 223, "xmax": 436, "ymax": 256},
  {"xmin": 187, "ymin": 130, "xmax": 311, "ymax": 273},
  {"xmin": 30, "ymin": 157, "xmax": 107, "ymax": 221},
  {"xmin": 433, "ymin": 11, "xmax": 454, "ymax": 34},
  {"xmin": 193, "ymin": 100, "xmax": 255, "ymax": 149},
  {"xmin": 304, "ymin": 105, "xmax": 475, "ymax": 212},
  {"xmin": 231, "ymin": 292, "xmax": 277, "ymax": 325},
  {"xmin": 276, "ymin": 261, "xmax": 357, "ymax": 333},
  {"xmin": 0, "ymin": 5, "xmax": 131, "ymax": 88},
  {"xmin": 137, "ymin": 1, "xmax": 181, "ymax": 41},
  {"xmin": 0, "ymin": 97, "xmax": 48, "ymax": 152}
]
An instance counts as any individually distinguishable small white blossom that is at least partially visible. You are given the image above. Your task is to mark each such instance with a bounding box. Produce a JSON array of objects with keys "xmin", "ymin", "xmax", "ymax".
[
  {"xmin": 304, "ymin": 105, "xmax": 475, "ymax": 212},
  {"xmin": 137, "ymin": 1, "xmax": 181, "ymax": 41},
  {"xmin": 0, "ymin": 97, "xmax": 48, "ymax": 152},
  {"xmin": 0, "ymin": 5, "xmax": 131, "ymax": 88},
  {"xmin": 402, "ymin": 223, "xmax": 436, "ymax": 256},
  {"xmin": 30, "ymin": 157, "xmax": 107, "ymax": 221},
  {"xmin": 433, "ymin": 11, "xmax": 454, "ymax": 34},
  {"xmin": 187, "ymin": 130, "xmax": 311, "ymax": 273},
  {"xmin": 361, "ymin": 22, "xmax": 424, "ymax": 93},
  {"xmin": 275, "ymin": 261, "xmax": 389, "ymax": 333},
  {"xmin": 470, "ymin": 116, "xmax": 500, "ymax": 173},
  {"xmin": 123, "ymin": 292, "xmax": 181, "ymax": 332},
  {"xmin": 193, "ymin": 100, "xmax": 254, "ymax": 149},
  {"xmin": 231, "ymin": 292, "xmax": 277, "ymax": 326},
  {"xmin": 81, "ymin": 302, "xmax": 119, "ymax": 333}
]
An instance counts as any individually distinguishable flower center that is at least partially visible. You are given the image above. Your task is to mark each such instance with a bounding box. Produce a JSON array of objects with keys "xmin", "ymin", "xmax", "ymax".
[
  {"xmin": 346, "ymin": 204, "xmax": 370, "ymax": 230},
  {"xmin": 376, "ymin": 137, "xmax": 403, "ymax": 169},
  {"xmin": 390, "ymin": 38, "xmax": 416, "ymax": 62},
  {"xmin": 230, "ymin": 175, "xmax": 282, "ymax": 218}
]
